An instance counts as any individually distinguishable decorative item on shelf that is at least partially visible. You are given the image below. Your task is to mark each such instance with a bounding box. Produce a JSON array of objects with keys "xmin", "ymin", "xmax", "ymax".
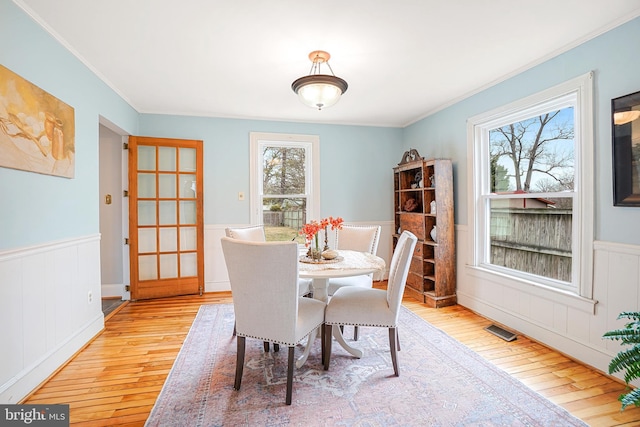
[
  {"xmin": 412, "ymin": 170, "xmax": 423, "ymax": 188},
  {"xmin": 429, "ymin": 174, "xmax": 435, "ymax": 187},
  {"xmin": 430, "ymin": 225, "xmax": 437, "ymax": 242},
  {"xmin": 403, "ymin": 198, "xmax": 418, "ymax": 212},
  {"xmin": 398, "ymin": 148, "xmax": 423, "ymax": 165},
  {"xmin": 300, "ymin": 216, "xmax": 344, "ymax": 261},
  {"xmin": 430, "ymin": 200, "xmax": 437, "ymax": 214}
]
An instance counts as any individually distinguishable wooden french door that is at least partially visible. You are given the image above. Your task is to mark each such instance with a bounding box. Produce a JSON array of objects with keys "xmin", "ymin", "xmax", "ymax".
[{"xmin": 128, "ymin": 136, "xmax": 204, "ymax": 300}]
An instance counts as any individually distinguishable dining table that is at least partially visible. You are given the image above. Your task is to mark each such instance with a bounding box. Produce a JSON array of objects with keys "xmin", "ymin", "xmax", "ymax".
[{"xmin": 296, "ymin": 249, "xmax": 386, "ymax": 368}]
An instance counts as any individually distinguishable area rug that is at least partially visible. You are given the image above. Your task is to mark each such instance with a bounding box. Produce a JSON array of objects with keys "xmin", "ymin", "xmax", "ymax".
[{"xmin": 145, "ymin": 304, "xmax": 587, "ymax": 426}]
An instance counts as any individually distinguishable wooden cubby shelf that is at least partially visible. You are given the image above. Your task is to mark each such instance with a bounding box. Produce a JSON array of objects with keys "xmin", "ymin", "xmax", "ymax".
[{"xmin": 393, "ymin": 155, "xmax": 456, "ymax": 308}]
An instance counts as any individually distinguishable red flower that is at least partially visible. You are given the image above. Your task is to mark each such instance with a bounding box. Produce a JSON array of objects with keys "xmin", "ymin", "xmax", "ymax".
[
  {"xmin": 328, "ymin": 216, "xmax": 344, "ymax": 230},
  {"xmin": 299, "ymin": 216, "xmax": 344, "ymax": 247}
]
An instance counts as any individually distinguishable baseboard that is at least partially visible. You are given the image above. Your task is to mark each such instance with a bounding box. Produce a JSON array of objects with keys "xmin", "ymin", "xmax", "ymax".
[
  {"xmin": 101, "ymin": 283, "xmax": 125, "ymax": 298},
  {"xmin": 456, "ymin": 290, "xmax": 617, "ymax": 382},
  {"xmin": 0, "ymin": 314, "xmax": 104, "ymax": 404}
]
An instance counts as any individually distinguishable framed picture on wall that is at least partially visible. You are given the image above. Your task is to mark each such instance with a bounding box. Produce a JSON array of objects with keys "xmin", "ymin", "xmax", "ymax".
[
  {"xmin": 612, "ymin": 90, "xmax": 640, "ymax": 206},
  {"xmin": 0, "ymin": 64, "xmax": 75, "ymax": 178}
]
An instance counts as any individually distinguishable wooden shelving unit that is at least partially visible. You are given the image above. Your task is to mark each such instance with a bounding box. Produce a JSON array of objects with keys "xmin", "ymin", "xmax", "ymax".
[{"xmin": 393, "ymin": 153, "xmax": 456, "ymax": 307}]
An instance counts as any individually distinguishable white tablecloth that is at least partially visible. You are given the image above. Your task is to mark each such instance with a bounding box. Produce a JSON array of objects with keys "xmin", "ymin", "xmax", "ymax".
[{"xmin": 298, "ymin": 250, "xmax": 386, "ymax": 280}]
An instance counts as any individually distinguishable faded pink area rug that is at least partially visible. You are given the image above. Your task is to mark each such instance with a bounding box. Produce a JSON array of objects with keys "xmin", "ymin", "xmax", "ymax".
[{"xmin": 145, "ymin": 304, "xmax": 587, "ymax": 426}]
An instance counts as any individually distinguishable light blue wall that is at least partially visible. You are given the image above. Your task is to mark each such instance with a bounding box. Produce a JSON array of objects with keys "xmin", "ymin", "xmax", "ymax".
[
  {"xmin": 139, "ymin": 115, "xmax": 401, "ymax": 224},
  {"xmin": 0, "ymin": 0, "xmax": 401, "ymax": 253},
  {"xmin": 3, "ymin": 0, "xmax": 640, "ymax": 251},
  {"xmin": 403, "ymin": 17, "xmax": 640, "ymax": 245},
  {"xmin": 0, "ymin": 0, "xmax": 139, "ymax": 251}
]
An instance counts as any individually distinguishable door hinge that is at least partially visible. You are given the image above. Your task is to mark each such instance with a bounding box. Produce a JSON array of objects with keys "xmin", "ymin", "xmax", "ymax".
[
  {"xmin": 124, "ymin": 238, "xmax": 129, "ymax": 245},
  {"xmin": 123, "ymin": 142, "xmax": 129, "ymax": 150},
  {"xmin": 125, "ymin": 285, "xmax": 130, "ymax": 292},
  {"xmin": 123, "ymin": 190, "xmax": 129, "ymax": 197}
]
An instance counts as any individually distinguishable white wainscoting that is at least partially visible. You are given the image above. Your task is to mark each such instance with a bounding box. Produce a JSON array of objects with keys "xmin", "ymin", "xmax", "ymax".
[
  {"xmin": 5, "ymin": 225, "xmax": 634, "ymax": 402},
  {"xmin": 456, "ymin": 225, "xmax": 640, "ymax": 383},
  {"xmin": 0, "ymin": 235, "xmax": 104, "ymax": 403},
  {"xmin": 205, "ymin": 221, "xmax": 395, "ymax": 292}
]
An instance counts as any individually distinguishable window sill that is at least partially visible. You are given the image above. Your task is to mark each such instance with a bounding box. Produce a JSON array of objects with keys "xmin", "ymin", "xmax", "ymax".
[{"xmin": 465, "ymin": 265, "xmax": 598, "ymax": 314}]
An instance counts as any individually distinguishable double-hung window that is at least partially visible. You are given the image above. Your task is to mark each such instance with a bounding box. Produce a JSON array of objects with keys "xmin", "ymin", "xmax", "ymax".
[
  {"xmin": 249, "ymin": 132, "xmax": 320, "ymax": 243},
  {"xmin": 468, "ymin": 72, "xmax": 594, "ymax": 297}
]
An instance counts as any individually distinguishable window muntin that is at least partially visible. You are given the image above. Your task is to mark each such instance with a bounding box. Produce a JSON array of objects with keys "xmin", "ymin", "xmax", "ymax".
[{"xmin": 469, "ymin": 73, "xmax": 593, "ymax": 296}]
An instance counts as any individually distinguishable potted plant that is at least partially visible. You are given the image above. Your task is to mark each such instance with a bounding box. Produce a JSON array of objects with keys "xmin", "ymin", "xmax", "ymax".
[{"xmin": 603, "ymin": 311, "xmax": 640, "ymax": 410}]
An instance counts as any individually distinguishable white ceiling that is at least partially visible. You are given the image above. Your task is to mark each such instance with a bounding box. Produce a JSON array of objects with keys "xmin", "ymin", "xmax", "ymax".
[{"xmin": 14, "ymin": 0, "xmax": 640, "ymax": 128}]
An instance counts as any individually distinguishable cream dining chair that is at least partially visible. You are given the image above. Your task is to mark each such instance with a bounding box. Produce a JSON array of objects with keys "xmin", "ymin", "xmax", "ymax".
[
  {"xmin": 323, "ymin": 230, "xmax": 417, "ymax": 376},
  {"xmin": 221, "ymin": 237, "xmax": 326, "ymax": 405},
  {"xmin": 225, "ymin": 225, "xmax": 312, "ymax": 352},
  {"xmin": 225, "ymin": 226, "xmax": 312, "ymax": 298},
  {"xmin": 327, "ymin": 224, "xmax": 381, "ymax": 340}
]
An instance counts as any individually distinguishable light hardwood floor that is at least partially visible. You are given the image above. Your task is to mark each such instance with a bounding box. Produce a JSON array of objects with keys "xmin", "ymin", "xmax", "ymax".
[{"xmin": 24, "ymin": 287, "xmax": 640, "ymax": 426}]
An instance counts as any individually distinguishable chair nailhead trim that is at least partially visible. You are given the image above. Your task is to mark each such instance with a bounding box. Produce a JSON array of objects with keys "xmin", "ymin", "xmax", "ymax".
[
  {"xmin": 325, "ymin": 322, "xmax": 396, "ymax": 328},
  {"xmin": 237, "ymin": 321, "xmax": 324, "ymax": 346}
]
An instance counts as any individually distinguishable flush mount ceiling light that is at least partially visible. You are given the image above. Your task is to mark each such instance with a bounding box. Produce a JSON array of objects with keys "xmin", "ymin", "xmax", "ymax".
[{"xmin": 291, "ymin": 50, "xmax": 348, "ymax": 110}]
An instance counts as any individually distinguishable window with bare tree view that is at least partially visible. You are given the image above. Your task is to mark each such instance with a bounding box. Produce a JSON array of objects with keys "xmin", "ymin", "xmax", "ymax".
[
  {"xmin": 488, "ymin": 107, "xmax": 575, "ymax": 282},
  {"xmin": 262, "ymin": 146, "xmax": 308, "ymax": 242},
  {"xmin": 470, "ymin": 73, "xmax": 594, "ymax": 295},
  {"xmin": 250, "ymin": 133, "xmax": 320, "ymax": 244}
]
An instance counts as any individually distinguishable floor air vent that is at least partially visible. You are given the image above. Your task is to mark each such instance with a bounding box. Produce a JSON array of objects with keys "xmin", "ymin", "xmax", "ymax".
[{"xmin": 485, "ymin": 324, "xmax": 517, "ymax": 342}]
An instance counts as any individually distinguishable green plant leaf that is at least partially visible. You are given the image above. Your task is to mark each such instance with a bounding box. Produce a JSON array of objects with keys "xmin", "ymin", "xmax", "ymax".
[
  {"xmin": 620, "ymin": 387, "xmax": 640, "ymax": 410},
  {"xmin": 604, "ymin": 311, "xmax": 640, "ymax": 410}
]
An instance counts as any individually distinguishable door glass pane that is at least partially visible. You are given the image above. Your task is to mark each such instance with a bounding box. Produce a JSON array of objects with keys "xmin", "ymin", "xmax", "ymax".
[
  {"xmin": 179, "ymin": 201, "xmax": 196, "ymax": 224},
  {"xmin": 180, "ymin": 227, "xmax": 197, "ymax": 250},
  {"xmin": 180, "ymin": 253, "xmax": 197, "ymax": 277},
  {"xmin": 138, "ymin": 201, "xmax": 157, "ymax": 226},
  {"xmin": 138, "ymin": 173, "xmax": 156, "ymax": 198},
  {"xmin": 179, "ymin": 174, "xmax": 196, "ymax": 198},
  {"xmin": 158, "ymin": 147, "xmax": 176, "ymax": 171},
  {"xmin": 138, "ymin": 146, "xmax": 155, "ymax": 170},
  {"xmin": 138, "ymin": 255, "xmax": 157, "ymax": 280},
  {"xmin": 160, "ymin": 254, "xmax": 178, "ymax": 278},
  {"xmin": 159, "ymin": 201, "xmax": 177, "ymax": 225},
  {"xmin": 138, "ymin": 228, "xmax": 157, "ymax": 253},
  {"xmin": 159, "ymin": 227, "xmax": 177, "ymax": 252},
  {"xmin": 159, "ymin": 174, "xmax": 176, "ymax": 198},
  {"xmin": 179, "ymin": 148, "xmax": 196, "ymax": 172}
]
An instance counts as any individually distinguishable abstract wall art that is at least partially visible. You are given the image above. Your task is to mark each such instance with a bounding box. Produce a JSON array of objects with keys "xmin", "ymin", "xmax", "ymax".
[{"xmin": 0, "ymin": 64, "xmax": 75, "ymax": 178}]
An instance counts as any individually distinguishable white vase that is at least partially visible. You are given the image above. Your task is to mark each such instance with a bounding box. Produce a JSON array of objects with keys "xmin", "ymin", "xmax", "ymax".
[
  {"xmin": 430, "ymin": 225, "xmax": 437, "ymax": 242},
  {"xmin": 430, "ymin": 200, "xmax": 436, "ymax": 214}
]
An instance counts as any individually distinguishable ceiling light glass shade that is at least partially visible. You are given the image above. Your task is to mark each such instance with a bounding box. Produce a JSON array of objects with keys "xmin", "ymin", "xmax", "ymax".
[
  {"xmin": 614, "ymin": 110, "xmax": 640, "ymax": 125},
  {"xmin": 291, "ymin": 74, "xmax": 348, "ymax": 110},
  {"xmin": 291, "ymin": 50, "xmax": 348, "ymax": 110}
]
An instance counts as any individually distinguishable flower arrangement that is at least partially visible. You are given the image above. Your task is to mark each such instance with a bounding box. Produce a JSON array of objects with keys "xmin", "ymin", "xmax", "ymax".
[{"xmin": 300, "ymin": 216, "xmax": 344, "ymax": 258}]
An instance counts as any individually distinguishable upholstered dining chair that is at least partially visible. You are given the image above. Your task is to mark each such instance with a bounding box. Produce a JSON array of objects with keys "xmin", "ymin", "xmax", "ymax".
[
  {"xmin": 225, "ymin": 225, "xmax": 312, "ymax": 353},
  {"xmin": 225, "ymin": 225, "xmax": 267, "ymax": 242},
  {"xmin": 327, "ymin": 224, "xmax": 381, "ymax": 340},
  {"xmin": 323, "ymin": 230, "xmax": 417, "ymax": 376},
  {"xmin": 225, "ymin": 226, "xmax": 312, "ymax": 298},
  {"xmin": 221, "ymin": 237, "xmax": 326, "ymax": 405}
]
